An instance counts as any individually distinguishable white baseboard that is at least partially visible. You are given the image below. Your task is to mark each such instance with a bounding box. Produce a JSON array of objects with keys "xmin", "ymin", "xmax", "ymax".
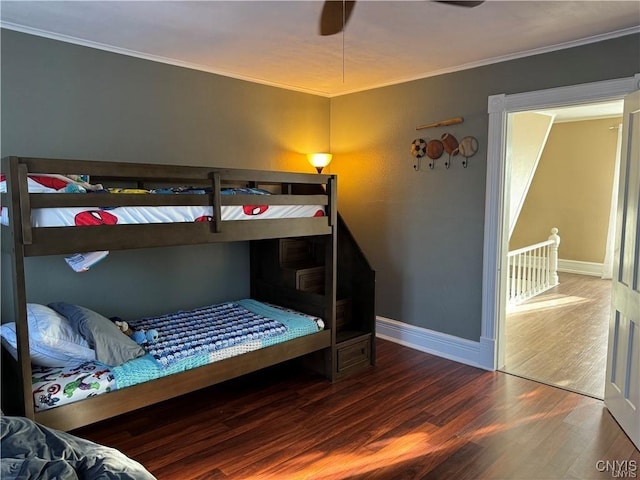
[
  {"xmin": 375, "ymin": 316, "xmax": 494, "ymax": 371},
  {"xmin": 558, "ymin": 258, "xmax": 603, "ymax": 277},
  {"xmin": 375, "ymin": 262, "xmax": 605, "ymax": 371}
]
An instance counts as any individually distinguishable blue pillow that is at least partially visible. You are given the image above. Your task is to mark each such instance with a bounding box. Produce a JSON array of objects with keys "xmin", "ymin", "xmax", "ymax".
[
  {"xmin": 48, "ymin": 303, "xmax": 144, "ymax": 367},
  {"xmin": 0, "ymin": 303, "xmax": 95, "ymax": 367}
]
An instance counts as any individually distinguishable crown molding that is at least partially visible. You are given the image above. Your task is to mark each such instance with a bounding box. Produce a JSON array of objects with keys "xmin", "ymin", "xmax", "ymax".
[{"xmin": 2, "ymin": 22, "xmax": 639, "ymax": 99}]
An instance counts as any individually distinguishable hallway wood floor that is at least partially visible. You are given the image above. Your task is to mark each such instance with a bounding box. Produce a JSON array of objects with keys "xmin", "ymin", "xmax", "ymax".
[
  {"xmin": 77, "ymin": 338, "xmax": 638, "ymax": 480},
  {"xmin": 503, "ymin": 272, "xmax": 611, "ymax": 399}
]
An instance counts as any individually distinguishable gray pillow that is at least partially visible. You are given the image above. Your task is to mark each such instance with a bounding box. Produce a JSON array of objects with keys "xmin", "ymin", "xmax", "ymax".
[{"xmin": 48, "ymin": 302, "xmax": 144, "ymax": 367}]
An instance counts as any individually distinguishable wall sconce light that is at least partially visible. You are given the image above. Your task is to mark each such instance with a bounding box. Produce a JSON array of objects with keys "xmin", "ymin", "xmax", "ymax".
[{"xmin": 307, "ymin": 153, "xmax": 332, "ymax": 174}]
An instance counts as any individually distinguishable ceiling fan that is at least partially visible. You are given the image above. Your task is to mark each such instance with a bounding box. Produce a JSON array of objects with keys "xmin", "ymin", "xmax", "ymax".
[{"xmin": 320, "ymin": 0, "xmax": 485, "ymax": 36}]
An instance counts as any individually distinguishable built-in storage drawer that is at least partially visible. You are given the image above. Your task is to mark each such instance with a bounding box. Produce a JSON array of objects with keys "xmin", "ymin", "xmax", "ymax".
[
  {"xmin": 336, "ymin": 334, "xmax": 371, "ymax": 375},
  {"xmin": 279, "ymin": 238, "xmax": 312, "ymax": 266},
  {"xmin": 296, "ymin": 266, "xmax": 325, "ymax": 293},
  {"xmin": 281, "ymin": 265, "xmax": 325, "ymax": 293}
]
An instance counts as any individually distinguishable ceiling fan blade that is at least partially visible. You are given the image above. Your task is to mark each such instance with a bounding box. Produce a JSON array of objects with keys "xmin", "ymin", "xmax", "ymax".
[
  {"xmin": 435, "ymin": 1, "xmax": 485, "ymax": 6},
  {"xmin": 320, "ymin": 0, "xmax": 356, "ymax": 36}
]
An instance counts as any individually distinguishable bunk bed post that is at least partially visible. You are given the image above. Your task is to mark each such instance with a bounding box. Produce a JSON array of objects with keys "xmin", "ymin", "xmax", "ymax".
[
  {"xmin": 325, "ymin": 175, "xmax": 338, "ymax": 379},
  {"xmin": 210, "ymin": 171, "xmax": 222, "ymax": 233},
  {"xmin": 1, "ymin": 156, "xmax": 35, "ymax": 419}
]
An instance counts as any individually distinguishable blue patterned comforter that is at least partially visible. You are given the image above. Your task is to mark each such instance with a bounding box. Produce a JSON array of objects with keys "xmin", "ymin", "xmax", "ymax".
[
  {"xmin": 131, "ymin": 301, "xmax": 287, "ymax": 368},
  {"xmin": 112, "ymin": 299, "xmax": 321, "ymax": 388}
]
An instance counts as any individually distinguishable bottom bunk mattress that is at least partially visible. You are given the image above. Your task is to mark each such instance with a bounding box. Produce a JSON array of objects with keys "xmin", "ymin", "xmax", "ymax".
[{"xmin": 27, "ymin": 299, "xmax": 324, "ymax": 412}]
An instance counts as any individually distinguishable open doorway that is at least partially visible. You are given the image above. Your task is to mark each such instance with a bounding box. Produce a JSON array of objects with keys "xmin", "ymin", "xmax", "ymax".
[
  {"xmin": 480, "ymin": 75, "xmax": 638, "ymax": 372},
  {"xmin": 482, "ymin": 76, "xmax": 640, "ymax": 447},
  {"xmin": 499, "ymin": 103, "xmax": 623, "ymax": 399}
]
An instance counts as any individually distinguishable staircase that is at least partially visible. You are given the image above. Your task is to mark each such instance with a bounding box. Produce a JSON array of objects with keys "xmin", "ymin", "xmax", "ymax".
[{"xmin": 250, "ymin": 212, "xmax": 375, "ymax": 381}]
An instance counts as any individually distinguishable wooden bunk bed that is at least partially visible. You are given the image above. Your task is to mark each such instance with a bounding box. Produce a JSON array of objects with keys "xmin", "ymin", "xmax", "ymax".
[{"xmin": 0, "ymin": 155, "xmax": 374, "ymax": 432}]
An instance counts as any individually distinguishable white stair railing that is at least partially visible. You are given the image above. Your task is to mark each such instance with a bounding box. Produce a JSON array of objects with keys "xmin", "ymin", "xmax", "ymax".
[{"xmin": 507, "ymin": 228, "xmax": 560, "ymax": 307}]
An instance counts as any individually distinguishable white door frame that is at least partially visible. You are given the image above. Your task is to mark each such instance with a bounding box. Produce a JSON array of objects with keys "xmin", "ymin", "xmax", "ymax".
[{"xmin": 479, "ymin": 74, "xmax": 640, "ymax": 371}]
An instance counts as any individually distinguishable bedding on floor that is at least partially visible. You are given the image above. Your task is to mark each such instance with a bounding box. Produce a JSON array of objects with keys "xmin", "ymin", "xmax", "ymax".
[
  {"xmin": 4, "ymin": 299, "xmax": 323, "ymax": 412},
  {"xmin": 1, "ymin": 415, "xmax": 156, "ymax": 479}
]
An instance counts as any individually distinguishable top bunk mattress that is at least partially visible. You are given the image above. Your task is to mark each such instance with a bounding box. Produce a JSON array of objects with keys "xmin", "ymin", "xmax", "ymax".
[{"xmin": 0, "ymin": 204, "xmax": 325, "ymax": 228}]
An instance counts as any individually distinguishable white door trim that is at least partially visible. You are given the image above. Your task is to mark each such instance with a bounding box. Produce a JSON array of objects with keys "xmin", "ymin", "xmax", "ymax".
[{"xmin": 480, "ymin": 74, "xmax": 640, "ymax": 371}]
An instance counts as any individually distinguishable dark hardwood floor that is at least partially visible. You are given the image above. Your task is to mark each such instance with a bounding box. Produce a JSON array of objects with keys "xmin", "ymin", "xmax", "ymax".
[
  {"xmin": 504, "ymin": 273, "xmax": 611, "ymax": 399},
  {"xmin": 76, "ymin": 339, "xmax": 638, "ymax": 479}
]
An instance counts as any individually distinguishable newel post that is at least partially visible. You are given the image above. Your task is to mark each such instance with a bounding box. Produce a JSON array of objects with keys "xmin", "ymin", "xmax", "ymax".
[{"xmin": 548, "ymin": 227, "xmax": 560, "ymax": 286}]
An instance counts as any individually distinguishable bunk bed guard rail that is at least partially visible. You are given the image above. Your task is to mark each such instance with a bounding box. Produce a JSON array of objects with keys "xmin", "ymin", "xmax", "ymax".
[{"xmin": 1, "ymin": 156, "xmax": 336, "ymax": 256}]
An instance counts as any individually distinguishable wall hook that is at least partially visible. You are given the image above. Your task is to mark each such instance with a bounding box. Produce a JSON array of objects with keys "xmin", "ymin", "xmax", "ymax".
[
  {"xmin": 441, "ymin": 133, "xmax": 459, "ymax": 170},
  {"xmin": 458, "ymin": 136, "xmax": 479, "ymax": 169},
  {"xmin": 426, "ymin": 139, "xmax": 443, "ymax": 170},
  {"xmin": 410, "ymin": 138, "xmax": 427, "ymax": 171}
]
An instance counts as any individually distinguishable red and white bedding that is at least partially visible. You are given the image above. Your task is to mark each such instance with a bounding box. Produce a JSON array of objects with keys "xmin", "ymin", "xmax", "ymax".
[
  {"xmin": 0, "ymin": 174, "xmax": 325, "ymax": 227},
  {"xmin": 0, "ymin": 173, "xmax": 97, "ymax": 193},
  {"xmin": 1, "ymin": 204, "xmax": 325, "ymax": 227}
]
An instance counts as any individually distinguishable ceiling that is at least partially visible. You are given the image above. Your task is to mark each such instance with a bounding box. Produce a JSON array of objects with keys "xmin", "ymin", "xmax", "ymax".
[{"xmin": 1, "ymin": 1, "xmax": 639, "ymax": 97}]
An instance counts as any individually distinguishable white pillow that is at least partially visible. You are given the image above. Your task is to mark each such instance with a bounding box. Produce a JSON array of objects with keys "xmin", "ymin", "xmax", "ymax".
[{"xmin": 0, "ymin": 303, "xmax": 96, "ymax": 367}]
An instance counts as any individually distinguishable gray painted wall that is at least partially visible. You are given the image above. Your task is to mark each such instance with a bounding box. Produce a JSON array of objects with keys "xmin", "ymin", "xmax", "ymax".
[
  {"xmin": 1, "ymin": 28, "xmax": 638, "ymax": 342},
  {"xmin": 0, "ymin": 29, "xmax": 329, "ymax": 321},
  {"xmin": 330, "ymin": 34, "xmax": 640, "ymax": 341}
]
